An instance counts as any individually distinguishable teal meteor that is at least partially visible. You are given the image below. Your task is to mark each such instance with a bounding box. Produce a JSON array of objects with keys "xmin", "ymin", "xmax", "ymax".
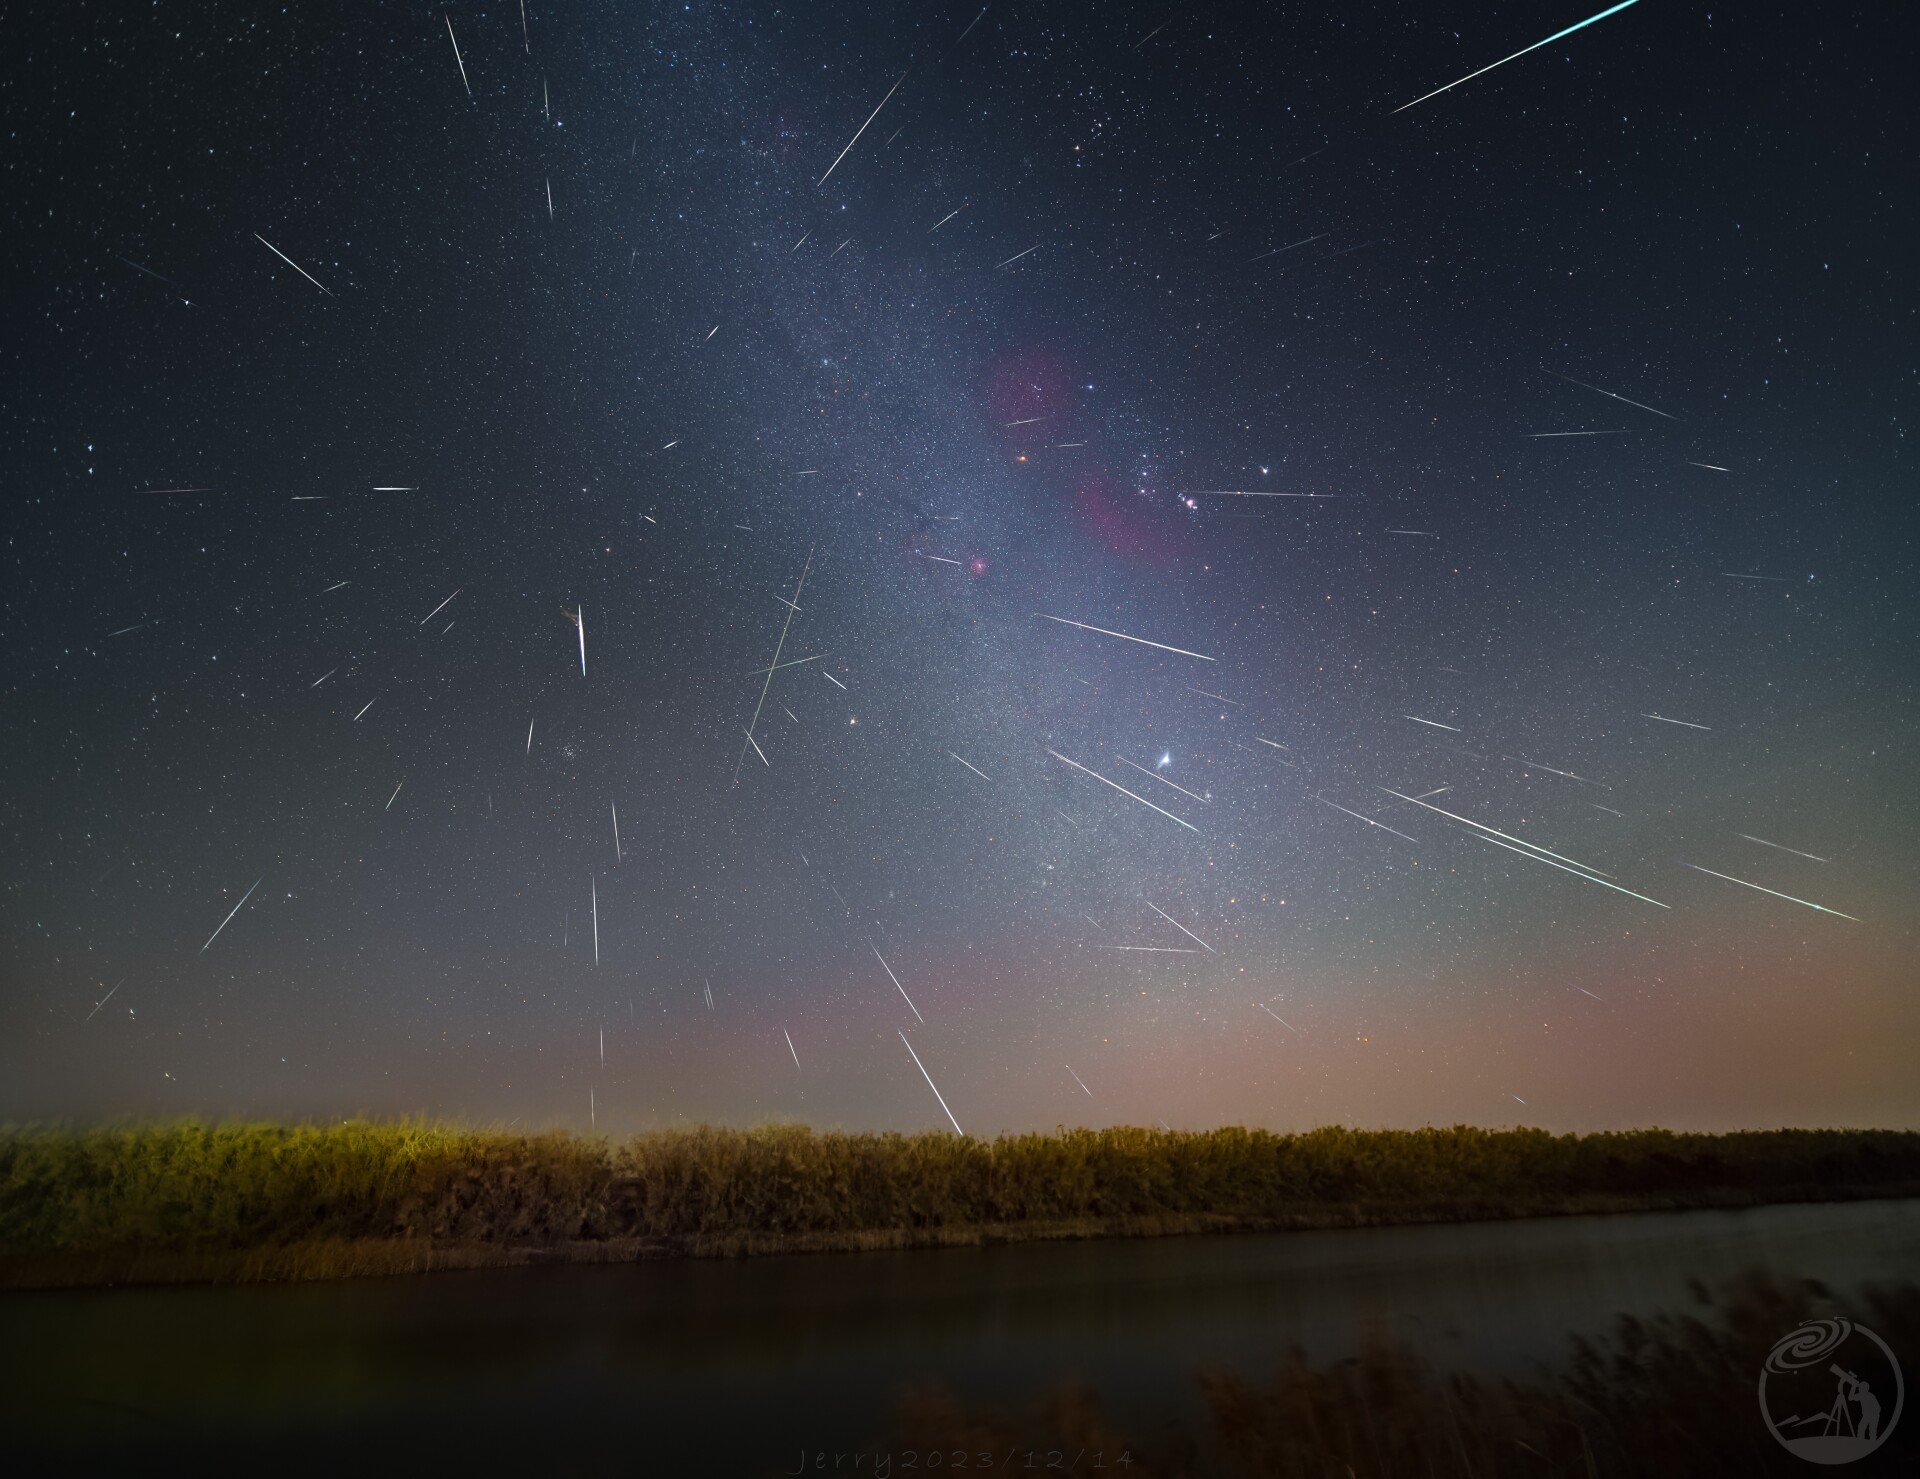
[{"xmin": 1394, "ymin": 0, "xmax": 1646, "ymax": 114}]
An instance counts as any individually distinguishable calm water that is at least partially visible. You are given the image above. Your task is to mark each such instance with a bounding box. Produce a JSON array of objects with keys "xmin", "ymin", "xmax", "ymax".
[{"xmin": 4, "ymin": 1200, "xmax": 1916, "ymax": 1471}]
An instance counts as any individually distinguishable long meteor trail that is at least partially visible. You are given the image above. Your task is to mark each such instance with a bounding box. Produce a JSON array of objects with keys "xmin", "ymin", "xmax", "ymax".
[
  {"xmin": 738, "ymin": 549, "xmax": 813, "ymax": 779},
  {"xmin": 1379, "ymin": 788, "xmax": 1613, "ymax": 877},
  {"xmin": 1316, "ymin": 794, "xmax": 1419, "ymax": 845},
  {"xmin": 1680, "ymin": 862, "xmax": 1858, "ymax": 921},
  {"xmin": 253, "ymin": 233, "xmax": 332, "ymax": 295},
  {"xmin": 1034, "ymin": 613, "xmax": 1214, "ymax": 661},
  {"xmin": 948, "ymin": 752, "xmax": 992, "ymax": 783},
  {"xmin": 1393, "ymin": 0, "xmax": 1645, "ymax": 113},
  {"xmin": 899, "ymin": 1031, "xmax": 964, "ymax": 1135},
  {"xmin": 1477, "ymin": 833, "xmax": 1669, "ymax": 909},
  {"xmin": 1046, "ymin": 749, "xmax": 1198, "ymax": 833},
  {"xmin": 1543, "ymin": 367, "xmax": 1679, "ymax": 421},
  {"xmin": 1146, "ymin": 900, "xmax": 1215, "ymax": 953},
  {"xmin": 1738, "ymin": 834, "xmax": 1829, "ymax": 864},
  {"xmin": 1116, "ymin": 756, "xmax": 1208, "ymax": 804},
  {"xmin": 872, "ymin": 945, "xmax": 924, "ymax": 1023},
  {"xmin": 200, "ymin": 876, "xmax": 263, "ymax": 952},
  {"xmin": 817, "ymin": 72, "xmax": 907, "ymax": 187},
  {"xmin": 445, "ymin": 13, "xmax": 471, "ymax": 95},
  {"xmin": 1245, "ymin": 233, "xmax": 1327, "ymax": 264},
  {"xmin": 1643, "ymin": 712, "xmax": 1711, "ymax": 730}
]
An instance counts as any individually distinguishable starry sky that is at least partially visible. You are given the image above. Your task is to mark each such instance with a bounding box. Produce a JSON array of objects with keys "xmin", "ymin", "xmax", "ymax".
[{"xmin": 4, "ymin": 2, "xmax": 1915, "ymax": 1136}]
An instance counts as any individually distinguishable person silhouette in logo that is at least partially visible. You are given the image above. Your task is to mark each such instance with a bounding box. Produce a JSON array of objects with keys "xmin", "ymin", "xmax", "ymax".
[{"xmin": 1838, "ymin": 1370, "xmax": 1881, "ymax": 1441}]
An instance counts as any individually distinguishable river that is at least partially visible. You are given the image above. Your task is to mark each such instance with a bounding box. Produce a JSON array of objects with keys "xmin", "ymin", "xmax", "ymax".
[{"xmin": 4, "ymin": 1199, "xmax": 1915, "ymax": 1471}]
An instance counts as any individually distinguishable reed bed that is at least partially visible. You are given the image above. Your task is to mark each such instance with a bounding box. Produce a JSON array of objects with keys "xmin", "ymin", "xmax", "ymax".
[{"xmin": 3, "ymin": 1121, "xmax": 1916, "ymax": 1288}]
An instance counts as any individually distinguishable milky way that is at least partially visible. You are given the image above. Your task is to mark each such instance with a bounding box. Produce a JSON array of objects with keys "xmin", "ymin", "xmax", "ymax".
[{"xmin": 4, "ymin": 3, "xmax": 1913, "ymax": 1134}]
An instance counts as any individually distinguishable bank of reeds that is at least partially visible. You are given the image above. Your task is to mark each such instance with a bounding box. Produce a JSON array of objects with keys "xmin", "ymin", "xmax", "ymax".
[
  {"xmin": 3, "ymin": 1121, "xmax": 1916, "ymax": 1288},
  {"xmin": 874, "ymin": 1268, "xmax": 1920, "ymax": 1476}
]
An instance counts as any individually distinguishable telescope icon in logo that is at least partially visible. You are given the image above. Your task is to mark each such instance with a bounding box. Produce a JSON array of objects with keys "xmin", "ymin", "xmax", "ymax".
[{"xmin": 1758, "ymin": 1318, "xmax": 1903, "ymax": 1464}]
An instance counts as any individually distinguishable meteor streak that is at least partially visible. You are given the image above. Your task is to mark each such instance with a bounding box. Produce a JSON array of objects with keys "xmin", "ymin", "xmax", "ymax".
[
  {"xmin": 108, "ymin": 621, "xmax": 152, "ymax": 637},
  {"xmin": 822, "ymin": 670, "xmax": 847, "ymax": 690},
  {"xmin": 1722, "ymin": 572, "xmax": 1789, "ymax": 583},
  {"xmin": 1679, "ymin": 862, "xmax": 1858, "ymax": 921},
  {"xmin": 1393, "ymin": 0, "xmax": 1645, "ymax": 113},
  {"xmin": 1034, "ymin": 613, "xmax": 1214, "ymax": 661},
  {"xmin": 253, "ymin": 233, "xmax": 332, "ymax": 295},
  {"xmin": 1257, "ymin": 1002, "xmax": 1302, "ymax": 1035},
  {"xmin": 1543, "ymin": 366, "xmax": 1679, "ymax": 421},
  {"xmin": 527, "ymin": 718, "xmax": 535, "ymax": 754},
  {"xmin": 1642, "ymin": 712, "xmax": 1710, "ymax": 729},
  {"xmin": 784, "ymin": 1029, "xmax": 801, "ymax": 1068},
  {"xmin": 899, "ymin": 1031, "xmax": 964, "ymax": 1135},
  {"xmin": 742, "ymin": 654, "xmax": 821, "ymax": 676},
  {"xmin": 817, "ymin": 72, "xmax": 907, "ymax": 187},
  {"xmin": 1097, "ymin": 945, "xmax": 1198, "ymax": 953},
  {"xmin": 1188, "ymin": 490, "xmax": 1339, "ymax": 501},
  {"xmin": 1738, "ymin": 834, "xmax": 1829, "ymax": 864},
  {"xmin": 993, "ymin": 244, "xmax": 1041, "ymax": 270},
  {"xmin": 1687, "ymin": 462, "xmax": 1731, "ymax": 472},
  {"xmin": 201, "ymin": 876, "xmax": 263, "ymax": 952},
  {"xmin": 353, "ymin": 698, "xmax": 377, "ymax": 721},
  {"xmin": 1315, "ymin": 794, "xmax": 1419, "ymax": 844},
  {"xmin": 1116, "ymin": 756, "xmax": 1208, "ymax": 804},
  {"xmin": 1065, "ymin": 1064, "xmax": 1093, "ymax": 1097},
  {"xmin": 385, "ymin": 781, "xmax": 403, "ymax": 811},
  {"xmin": 1379, "ymin": 788, "xmax": 1613, "ymax": 877},
  {"xmin": 743, "ymin": 728, "xmax": 769, "ymax": 767},
  {"xmin": 86, "ymin": 979, "xmax": 126, "ymax": 1022},
  {"xmin": 872, "ymin": 944, "xmax": 924, "ymax": 1023},
  {"xmin": 1046, "ymin": 749, "xmax": 1199, "ymax": 833},
  {"xmin": 1527, "ymin": 430, "xmax": 1628, "ymax": 438},
  {"xmin": 1403, "ymin": 715, "xmax": 1461, "ymax": 732},
  {"xmin": 1477, "ymin": 834, "xmax": 1669, "ymax": 909},
  {"xmin": 591, "ymin": 875, "xmax": 599, "ymax": 964},
  {"xmin": 611, "ymin": 800, "xmax": 621, "ymax": 861},
  {"xmin": 948, "ymin": 751, "xmax": 992, "ymax": 783},
  {"xmin": 738, "ymin": 549, "xmax": 812, "ymax": 779},
  {"xmin": 1245, "ymin": 233, "xmax": 1327, "ymax": 264},
  {"xmin": 418, "ymin": 588, "xmax": 460, "ymax": 625},
  {"xmin": 1146, "ymin": 900, "xmax": 1215, "ymax": 953},
  {"xmin": 929, "ymin": 205, "xmax": 968, "ymax": 232},
  {"xmin": 443, "ymin": 14, "xmax": 470, "ymax": 95}
]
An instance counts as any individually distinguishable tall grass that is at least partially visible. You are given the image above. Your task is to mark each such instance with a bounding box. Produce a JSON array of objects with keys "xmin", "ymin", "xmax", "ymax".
[{"xmin": 2, "ymin": 1121, "xmax": 1915, "ymax": 1286}]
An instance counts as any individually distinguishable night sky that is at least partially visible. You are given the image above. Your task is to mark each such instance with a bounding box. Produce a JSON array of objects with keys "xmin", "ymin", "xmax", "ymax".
[{"xmin": 5, "ymin": 2, "xmax": 1914, "ymax": 1137}]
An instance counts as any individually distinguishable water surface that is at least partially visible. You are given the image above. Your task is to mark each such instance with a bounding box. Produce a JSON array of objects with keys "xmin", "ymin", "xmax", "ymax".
[{"xmin": 4, "ymin": 1200, "xmax": 1915, "ymax": 1470}]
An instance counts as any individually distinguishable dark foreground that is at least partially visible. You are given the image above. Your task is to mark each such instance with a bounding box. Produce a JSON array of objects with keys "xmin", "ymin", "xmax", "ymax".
[
  {"xmin": 5, "ymin": 1120, "xmax": 1920, "ymax": 1289},
  {"xmin": 2, "ymin": 1198, "xmax": 1914, "ymax": 1475}
]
